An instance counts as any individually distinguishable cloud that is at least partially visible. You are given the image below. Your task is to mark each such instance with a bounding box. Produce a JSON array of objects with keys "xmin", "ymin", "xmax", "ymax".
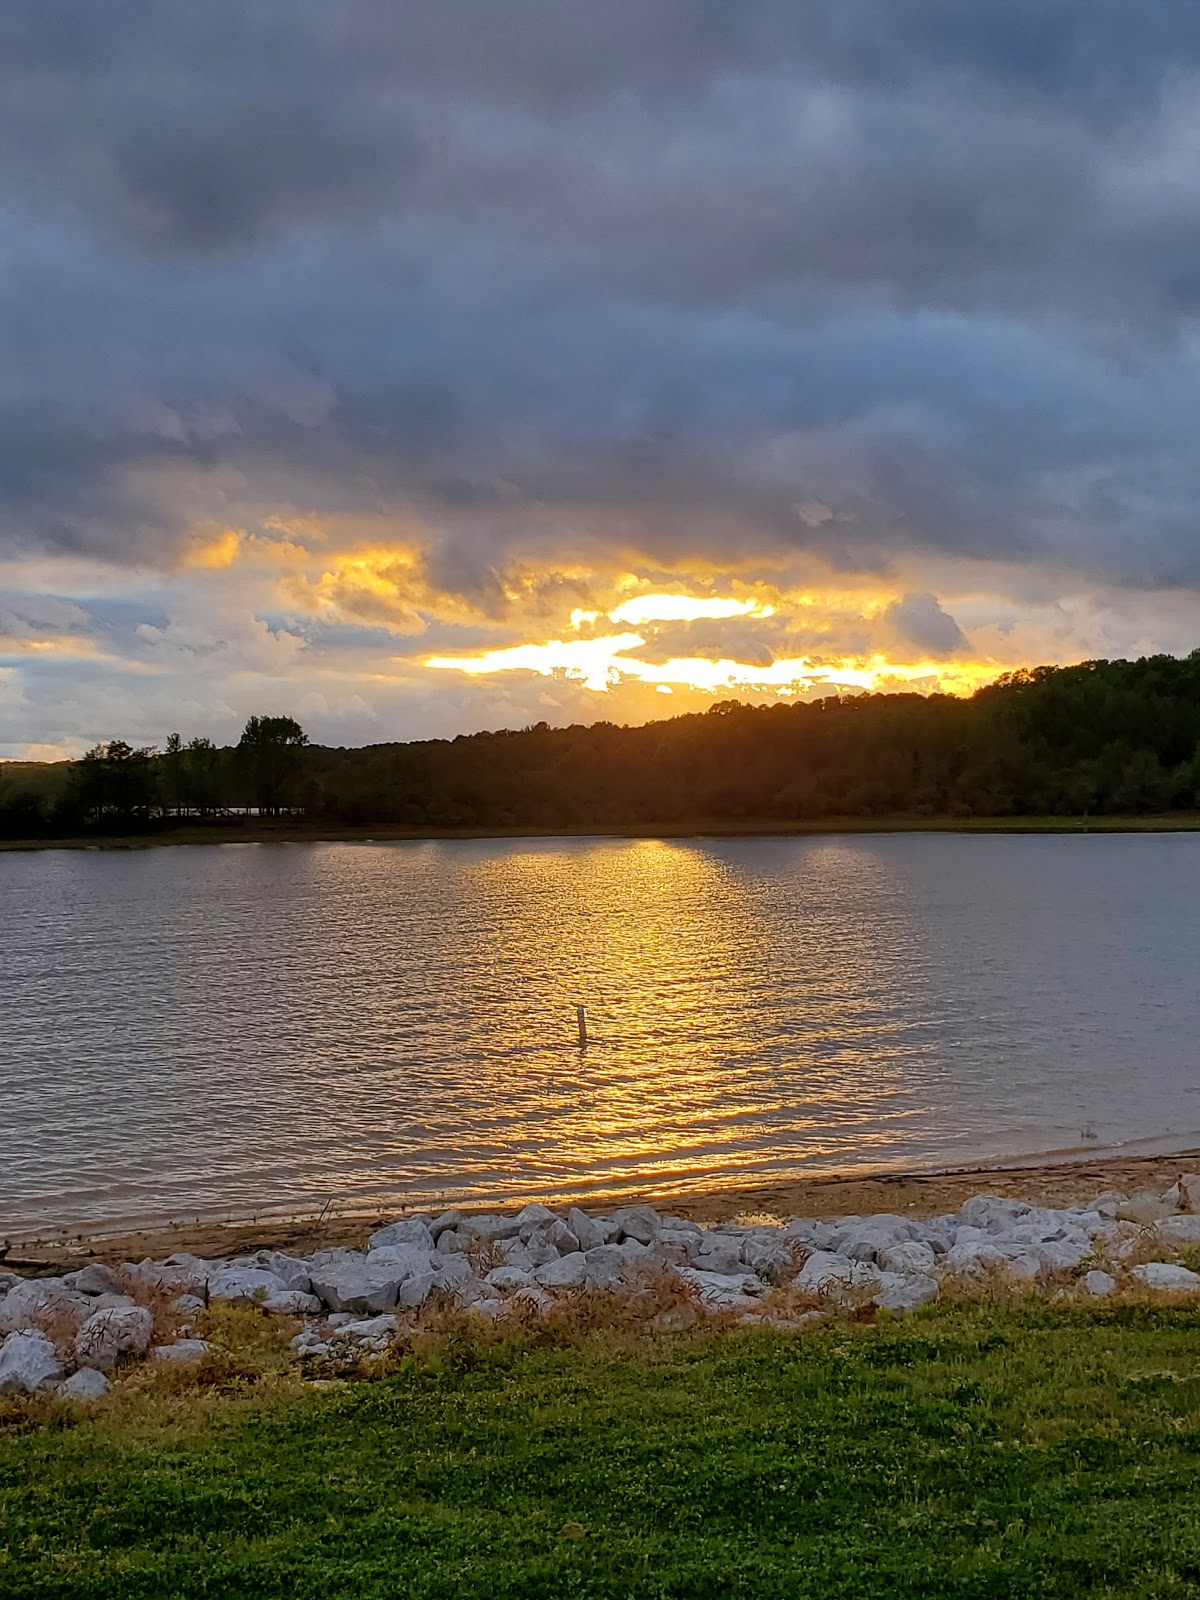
[
  {"xmin": 2, "ymin": 3, "xmax": 1200, "ymax": 748},
  {"xmin": 880, "ymin": 593, "xmax": 971, "ymax": 658}
]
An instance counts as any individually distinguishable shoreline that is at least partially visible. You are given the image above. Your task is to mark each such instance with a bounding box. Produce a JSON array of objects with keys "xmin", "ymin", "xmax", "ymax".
[
  {"xmin": 10, "ymin": 1144, "xmax": 1200, "ymax": 1277},
  {"xmin": 4, "ymin": 811, "xmax": 1200, "ymax": 853}
]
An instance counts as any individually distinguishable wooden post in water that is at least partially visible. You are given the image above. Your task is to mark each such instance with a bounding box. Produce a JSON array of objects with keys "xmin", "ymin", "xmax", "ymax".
[{"xmin": 576, "ymin": 1005, "xmax": 588, "ymax": 1047}]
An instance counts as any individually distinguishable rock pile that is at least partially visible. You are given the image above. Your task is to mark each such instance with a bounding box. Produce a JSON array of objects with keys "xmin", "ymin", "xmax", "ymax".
[{"xmin": 4, "ymin": 1180, "xmax": 1200, "ymax": 1399}]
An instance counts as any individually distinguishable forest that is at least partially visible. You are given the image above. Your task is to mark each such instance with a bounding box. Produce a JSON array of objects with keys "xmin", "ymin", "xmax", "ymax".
[{"xmin": 5, "ymin": 652, "xmax": 1200, "ymax": 839}]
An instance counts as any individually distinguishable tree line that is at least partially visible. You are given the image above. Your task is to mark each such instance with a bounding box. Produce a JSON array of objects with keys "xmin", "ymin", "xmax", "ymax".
[
  {"xmin": 0, "ymin": 716, "xmax": 308, "ymax": 837},
  {"xmin": 6, "ymin": 651, "xmax": 1200, "ymax": 838}
]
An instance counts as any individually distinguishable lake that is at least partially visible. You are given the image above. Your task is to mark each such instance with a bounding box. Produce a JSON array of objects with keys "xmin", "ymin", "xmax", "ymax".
[{"xmin": 3, "ymin": 834, "xmax": 1199, "ymax": 1235}]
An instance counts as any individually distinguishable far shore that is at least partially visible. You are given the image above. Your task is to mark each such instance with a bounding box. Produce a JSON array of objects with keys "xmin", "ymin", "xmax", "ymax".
[
  {"xmin": 10, "ymin": 1145, "xmax": 1200, "ymax": 1277},
  {"xmin": 4, "ymin": 811, "xmax": 1200, "ymax": 853}
]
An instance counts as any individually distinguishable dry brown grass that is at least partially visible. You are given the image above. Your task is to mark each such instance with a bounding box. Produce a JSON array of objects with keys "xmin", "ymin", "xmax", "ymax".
[{"xmin": 462, "ymin": 1237, "xmax": 506, "ymax": 1275}]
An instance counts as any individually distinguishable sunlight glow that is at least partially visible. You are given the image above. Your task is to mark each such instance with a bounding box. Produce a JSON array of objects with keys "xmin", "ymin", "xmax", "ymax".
[
  {"xmin": 607, "ymin": 593, "xmax": 773, "ymax": 625},
  {"xmin": 425, "ymin": 633, "xmax": 999, "ymax": 698},
  {"xmin": 183, "ymin": 529, "xmax": 241, "ymax": 569},
  {"xmin": 426, "ymin": 634, "xmax": 647, "ymax": 693}
]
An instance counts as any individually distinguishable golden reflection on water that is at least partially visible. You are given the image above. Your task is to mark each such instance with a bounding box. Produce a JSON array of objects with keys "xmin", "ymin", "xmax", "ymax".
[
  {"xmin": 7, "ymin": 834, "xmax": 1200, "ymax": 1230},
  {"xmin": 371, "ymin": 836, "xmax": 931, "ymax": 1197}
]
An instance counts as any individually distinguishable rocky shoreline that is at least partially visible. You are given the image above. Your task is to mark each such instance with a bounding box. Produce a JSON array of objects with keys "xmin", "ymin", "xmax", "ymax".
[{"xmin": 5, "ymin": 1177, "xmax": 1200, "ymax": 1401}]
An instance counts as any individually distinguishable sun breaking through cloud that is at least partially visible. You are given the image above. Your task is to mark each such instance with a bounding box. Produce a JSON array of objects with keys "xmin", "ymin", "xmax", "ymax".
[{"xmin": 4, "ymin": 3, "xmax": 1200, "ymax": 756}]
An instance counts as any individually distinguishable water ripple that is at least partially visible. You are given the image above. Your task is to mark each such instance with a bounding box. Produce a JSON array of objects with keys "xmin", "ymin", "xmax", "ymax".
[{"xmin": 3, "ymin": 833, "xmax": 1200, "ymax": 1231}]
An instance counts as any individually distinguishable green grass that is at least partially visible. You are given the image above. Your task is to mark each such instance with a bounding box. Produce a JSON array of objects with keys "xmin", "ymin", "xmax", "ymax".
[{"xmin": 6, "ymin": 1303, "xmax": 1200, "ymax": 1597}]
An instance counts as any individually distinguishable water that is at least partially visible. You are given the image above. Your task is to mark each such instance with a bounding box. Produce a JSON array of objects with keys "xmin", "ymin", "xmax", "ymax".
[{"xmin": 3, "ymin": 833, "xmax": 1200, "ymax": 1235}]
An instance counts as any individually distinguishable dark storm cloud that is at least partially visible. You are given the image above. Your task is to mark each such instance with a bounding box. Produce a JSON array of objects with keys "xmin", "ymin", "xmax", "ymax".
[
  {"xmin": 881, "ymin": 594, "xmax": 970, "ymax": 658},
  {"xmin": 3, "ymin": 1, "xmax": 1200, "ymax": 588}
]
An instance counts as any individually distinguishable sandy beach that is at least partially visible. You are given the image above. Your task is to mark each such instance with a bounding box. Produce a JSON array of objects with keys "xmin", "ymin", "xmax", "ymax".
[{"xmin": 9, "ymin": 1145, "xmax": 1198, "ymax": 1278}]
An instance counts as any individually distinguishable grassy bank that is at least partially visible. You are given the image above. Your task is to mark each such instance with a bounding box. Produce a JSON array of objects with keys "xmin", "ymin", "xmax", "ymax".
[
  {"xmin": 4, "ymin": 811, "xmax": 1200, "ymax": 853},
  {"xmin": 5, "ymin": 1302, "xmax": 1200, "ymax": 1597}
]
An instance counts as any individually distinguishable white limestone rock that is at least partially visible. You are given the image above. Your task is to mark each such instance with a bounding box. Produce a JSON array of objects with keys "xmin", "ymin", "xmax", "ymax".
[
  {"xmin": 1028, "ymin": 1236, "xmax": 1093, "ymax": 1273},
  {"xmin": 580, "ymin": 1245, "xmax": 626, "ymax": 1289},
  {"xmin": 952, "ymin": 1225, "xmax": 992, "ymax": 1248},
  {"xmin": 689, "ymin": 1236, "xmax": 743, "ymax": 1276},
  {"xmin": 649, "ymin": 1234, "xmax": 693, "ymax": 1269},
  {"xmin": 205, "ymin": 1265, "xmax": 289, "ymax": 1305},
  {"xmin": 75, "ymin": 1305, "xmax": 153, "ymax": 1371},
  {"xmin": 0, "ymin": 1279, "xmax": 92, "ymax": 1335},
  {"xmin": 65, "ymin": 1264, "xmax": 127, "ymax": 1297},
  {"xmin": 877, "ymin": 1241, "xmax": 938, "ymax": 1276},
  {"xmin": 1116, "ymin": 1193, "xmax": 1176, "ymax": 1225},
  {"xmin": 396, "ymin": 1271, "xmax": 437, "ymax": 1308},
  {"xmin": 959, "ymin": 1196, "xmax": 1031, "ymax": 1232},
  {"xmin": 612, "ymin": 1205, "xmax": 663, "ymax": 1245},
  {"xmin": 546, "ymin": 1219, "xmax": 583, "ymax": 1254},
  {"xmin": 510, "ymin": 1284, "xmax": 553, "ymax": 1315},
  {"xmin": 497, "ymin": 1240, "xmax": 538, "ymax": 1270},
  {"xmin": 534, "ymin": 1252, "xmax": 589, "ymax": 1289},
  {"xmin": 783, "ymin": 1218, "xmax": 838, "ymax": 1250},
  {"xmin": 429, "ymin": 1209, "xmax": 463, "ymax": 1238},
  {"xmin": 616, "ymin": 1238, "xmax": 652, "ymax": 1264},
  {"xmin": 1155, "ymin": 1215, "xmax": 1200, "ymax": 1248},
  {"xmin": 125, "ymin": 1255, "xmax": 208, "ymax": 1293},
  {"xmin": 334, "ymin": 1315, "xmax": 398, "ymax": 1342},
  {"xmin": 486, "ymin": 1266, "xmax": 536, "ymax": 1291},
  {"xmin": 794, "ymin": 1251, "xmax": 882, "ymax": 1299},
  {"xmin": 661, "ymin": 1216, "xmax": 704, "ymax": 1237},
  {"xmin": 873, "ymin": 1273, "xmax": 938, "ymax": 1312},
  {"xmin": 368, "ymin": 1218, "xmax": 436, "ymax": 1254},
  {"xmin": 1003, "ymin": 1255, "xmax": 1041, "ymax": 1284},
  {"xmin": 566, "ymin": 1208, "xmax": 616, "ymax": 1251},
  {"xmin": 0, "ymin": 1330, "xmax": 63, "ymax": 1394},
  {"xmin": 459, "ymin": 1214, "xmax": 522, "ymax": 1242},
  {"xmin": 237, "ymin": 1252, "xmax": 314, "ymax": 1293},
  {"xmin": 59, "ymin": 1366, "xmax": 112, "ymax": 1401},
  {"xmin": 1131, "ymin": 1262, "xmax": 1200, "ymax": 1293},
  {"xmin": 938, "ymin": 1241, "xmax": 1009, "ymax": 1279},
  {"xmin": 432, "ymin": 1253, "xmax": 475, "ymax": 1292},
  {"xmin": 151, "ymin": 1339, "xmax": 211, "ymax": 1366},
  {"xmin": 677, "ymin": 1269, "xmax": 765, "ymax": 1310},
  {"xmin": 832, "ymin": 1215, "xmax": 920, "ymax": 1255},
  {"xmin": 363, "ymin": 1243, "xmax": 436, "ymax": 1276},
  {"xmin": 262, "ymin": 1291, "xmax": 323, "ymax": 1316},
  {"xmin": 741, "ymin": 1241, "xmax": 795, "ymax": 1284},
  {"xmin": 308, "ymin": 1250, "xmax": 399, "ymax": 1314},
  {"xmin": 515, "ymin": 1203, "xmax": 558, "ymax": 1235},
  {"xmin": 1079, "ymin": 1270, "xmax": 1117, "ymax": 1298}
]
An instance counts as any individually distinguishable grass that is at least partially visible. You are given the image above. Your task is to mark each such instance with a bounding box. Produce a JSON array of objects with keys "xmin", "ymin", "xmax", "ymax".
[
  {"xmin": 5, "ymin": 1301, "xmax": 1200, "ymax": 1596},
  {"xmin": 4, "ymin": 812, "xmax": 1200, "ymax": 854}
]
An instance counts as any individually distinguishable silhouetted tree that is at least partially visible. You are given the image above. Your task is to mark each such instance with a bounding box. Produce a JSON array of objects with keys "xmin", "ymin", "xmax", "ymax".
[
  {"xmin": 71, "ymin": 740, "xmax": 158, "ymax": 830},
  {"xmin": 0, "ymin": 777, "xmax": 47, "ymax": 839},
  {"xmin": 184, "ymin": 736, "xmax": 222, "ymax": 816},
  {"xmin": 161, "ymin": 732, "xmax": 185, "ymax": 817},
  {"xmin": 237, "ymin": 715, "xmax": 309, "ymax": 816}
]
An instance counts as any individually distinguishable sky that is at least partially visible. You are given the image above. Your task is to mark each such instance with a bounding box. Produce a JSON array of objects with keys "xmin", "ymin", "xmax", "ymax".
[{"xmin": 3, "ymin": 2, "xmax": 1200, "ymax": 758}]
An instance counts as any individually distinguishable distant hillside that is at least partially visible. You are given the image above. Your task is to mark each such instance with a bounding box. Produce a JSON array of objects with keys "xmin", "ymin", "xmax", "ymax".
[
  {"xmin": 0, "ymin": 761, "xmax": 73, "ymax": 800},
  {"xmin": 5, "ymin": 651, "xmax": 1200, "ymax": 838}
]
